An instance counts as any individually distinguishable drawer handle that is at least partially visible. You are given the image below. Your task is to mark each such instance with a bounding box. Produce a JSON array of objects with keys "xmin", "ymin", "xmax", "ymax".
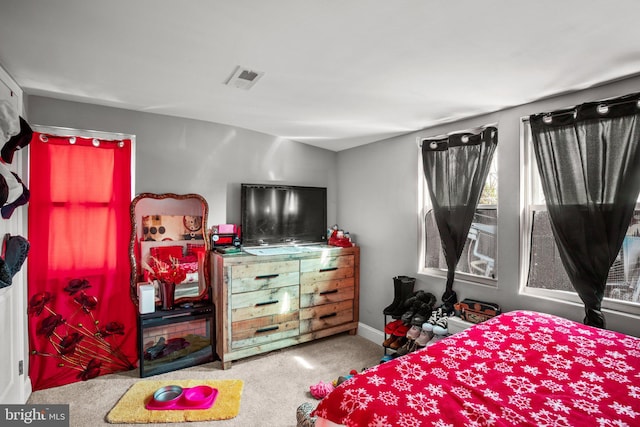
[
  {"xmin": 319, "ymin": 267, "xmax": 338, "ymax": 273},
  {"xmin": 320, "ymin": 312, "xmax": 337, "ymax": 320},
  {"xmin": 319, "ymin": 289, "xmax": 338, "ymax": 295},
  {"xmin": 255, "ymin": 274, "xmax": 279, "ymax": 280},
  {"xmin": 256, "ymin": 325, "xmax": 279, "ymax": 333},
  {"xmin": 255, "ymin": 300, "xmax": 279, "ymax": 307}
]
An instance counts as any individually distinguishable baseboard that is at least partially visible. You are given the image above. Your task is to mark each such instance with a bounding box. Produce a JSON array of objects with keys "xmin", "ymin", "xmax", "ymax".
[
  {"xmin": 357, "ymin": 322, "xmax": 384, "ymax": 345},
  {"xmin": 22, "ymin": 376, "xmax": 32, "ymax": 404}
]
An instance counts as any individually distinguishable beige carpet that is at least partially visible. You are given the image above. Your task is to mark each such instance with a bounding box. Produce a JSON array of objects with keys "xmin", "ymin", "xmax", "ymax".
[
  {"xmin": 106, "ymin": 379, "xmax": 243, "ymax": 423},
  {"xmin": 27, "ymin": 333, "xmax": 382, "ymax": 427}
]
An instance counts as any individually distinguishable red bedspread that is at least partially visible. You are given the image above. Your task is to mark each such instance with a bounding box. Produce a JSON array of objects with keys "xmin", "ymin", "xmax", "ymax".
[{"xmin": 313, "ymin": 310, "xmax": 640, "ymax": 426}]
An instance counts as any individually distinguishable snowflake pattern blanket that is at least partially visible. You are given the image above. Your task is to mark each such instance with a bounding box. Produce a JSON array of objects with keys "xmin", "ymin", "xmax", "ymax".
[{"xmin": 312, "ymin": 310, "xmax": 640, "ymax": 426}]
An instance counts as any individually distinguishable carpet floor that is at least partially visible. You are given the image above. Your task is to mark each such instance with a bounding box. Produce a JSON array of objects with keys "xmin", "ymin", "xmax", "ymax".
[{"xmin": 27, "ymin": 333, "xmax": 382, "ymax": 427}]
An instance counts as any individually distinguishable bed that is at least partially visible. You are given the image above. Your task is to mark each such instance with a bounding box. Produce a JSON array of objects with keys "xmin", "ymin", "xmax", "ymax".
[{"xmin": 309, "ymin": 310, "xmax": 640, "ymax": 426}]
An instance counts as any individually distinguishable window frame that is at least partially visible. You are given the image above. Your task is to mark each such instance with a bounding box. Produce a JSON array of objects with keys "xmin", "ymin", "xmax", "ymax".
[
  {"xmin": 417, "ymin": 137, "xmax": 498, "ymax": 287},
  {"xmin": 519, "ymin": 117, "xmax": 640, "ymax": 317}
]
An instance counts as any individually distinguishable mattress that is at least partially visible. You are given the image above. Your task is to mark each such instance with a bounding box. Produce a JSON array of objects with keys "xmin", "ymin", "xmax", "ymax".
[{"xmin": 312, "ymin": 310, "xmax": 640, "ymax": 426}]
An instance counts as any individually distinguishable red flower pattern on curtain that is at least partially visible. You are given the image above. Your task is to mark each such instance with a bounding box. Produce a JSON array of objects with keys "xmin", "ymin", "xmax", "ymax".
[{"xmin": 27, "ymin": 132, "xmax": 137, "ymax": 390}]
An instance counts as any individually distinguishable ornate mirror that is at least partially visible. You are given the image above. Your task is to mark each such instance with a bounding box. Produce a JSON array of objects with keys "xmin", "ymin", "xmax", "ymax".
[{"xmin": 130, "ymin": 193, "xmax": 210, "ymax": 307}]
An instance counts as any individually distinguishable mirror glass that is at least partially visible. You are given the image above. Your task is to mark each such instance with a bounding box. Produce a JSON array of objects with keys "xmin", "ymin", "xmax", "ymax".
[{"xmin": 130, "ymin": 193, "xmax": 210, "ymax": 307}]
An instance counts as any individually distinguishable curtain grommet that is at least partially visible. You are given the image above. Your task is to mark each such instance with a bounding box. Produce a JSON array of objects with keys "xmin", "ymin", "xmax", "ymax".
[
  {"xmin": 39, "ymin": 134, "xmax": 48, "ymax": 143},
  {"xmin": 543, "ymin": 114, "xmax": 553, "ymax": 124},
  {"xmin": 596, "ymin": 104, "xmax": 609, "ymax": 115},
  {"xmin": 92, "ymin": 138, "xmax": 100, "ymax": 147},
  {"xmin": 429, "ymin": 141, "xmax": 438, "ymax": 149},
  {"xmin": 461, "ymin": 135, "xmax": 469, "ymax": 144},
  {"xmin": 69, "ymin": 137, "xmax": 76, "ymax": 145},
  {"xmin": 118, "ymin": 141, "xmax": 124, "ymax": 148}
]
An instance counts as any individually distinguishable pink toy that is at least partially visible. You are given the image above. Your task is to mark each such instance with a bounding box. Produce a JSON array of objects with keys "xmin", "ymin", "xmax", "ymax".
[{"xmin": 310, "ymin": 381, "xmax": 335, "ymax": 399}]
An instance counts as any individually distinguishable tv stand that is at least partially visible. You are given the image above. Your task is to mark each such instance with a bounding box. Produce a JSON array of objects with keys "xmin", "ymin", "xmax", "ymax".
[{"xmin": 211, "ymin": 245, "xmax": 359, "ymax": 369}]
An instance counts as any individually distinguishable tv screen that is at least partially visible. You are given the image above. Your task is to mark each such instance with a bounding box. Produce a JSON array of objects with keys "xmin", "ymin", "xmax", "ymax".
[{"xmin": 241, "ymin": 184, "xmax": 327, "ymax": 246}]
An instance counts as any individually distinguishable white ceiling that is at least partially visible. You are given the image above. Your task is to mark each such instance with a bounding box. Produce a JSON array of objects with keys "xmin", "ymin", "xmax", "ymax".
[{"xmin": 1, "ymin": 1, "xmax": 640, "ymax": 152}]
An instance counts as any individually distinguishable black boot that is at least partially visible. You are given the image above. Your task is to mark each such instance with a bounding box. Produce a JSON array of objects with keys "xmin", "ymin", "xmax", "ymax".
[
  {"xmin": 389, "ymin": 277, "xmax": 416, "ymax": 319},
  {"xmin": 383, "ymin": 275, "xmax": 408, "ymax": 315}
]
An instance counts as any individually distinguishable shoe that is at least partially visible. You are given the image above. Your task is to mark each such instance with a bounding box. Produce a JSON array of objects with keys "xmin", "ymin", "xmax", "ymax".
[
  {"xmin": 396, "ymin": 339, "xmax": 417, "ymax": 356},
  {"xmin": 383, "ymin": 276, "xmax": 413, "ymax": 315},
  {"xmin": 388, "ymin": 277, "xmax": 416, "ymax": 318},
  {"xmin": 384, "ymin": 319, "xmax": 404, "ymax": 334},
  {"xmin": 433, "ymin": 316, "xmax": 449, "ymax": 336},
  {"xmin": 422, "ymin": 307, "xmax": 442, "ymax": 332},
  {"xmin": 401, "ymin": 300, "xmax": 422, "ymax": 323},
  {"xmin": 406, "ymin": 325, "xmax": 421, "ymax": 340},
  {"xmin": 391, "ymin": 322, "xmax": 409, "ymax": 337},
  {"xmin": 415, "ymin": 330, "xmax": 432, "ymax": 347},
  {"xmin": 380, "ymin": 354, "xmax": 395, "ymax": 364},
  {"xmin": 382, "ymin": 335, "xmax": 398, "ymax": 348},
  {"xmin": 389, "ymin": 336, "xmax": 407, "ymax": 350},
  {"xmin": 411, "ymin": 303, "xmax": 432, "ymax": 326}
]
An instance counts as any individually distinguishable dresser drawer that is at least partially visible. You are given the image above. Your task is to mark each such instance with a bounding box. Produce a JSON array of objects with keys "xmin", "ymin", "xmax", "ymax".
[
  {"xmin": 300, "ymin": 255, "xmax": 354, "ymax": 284},
  {"xmin": 231, "ymin": 312, "xmax": 300, "ymax": 349},
  {"xmin": 230, "ymin": 260, "xmax": 299, "ymax": 293},
  {"xmin": 299, "ymin": 300, "xmax": 353, "ymax": 333},
  {"xmin": 300, "ymin": 277, "xmax": 354, "ymax": 307},
  {"xmin": 231, "ymin": 285, "xmax": 299, "ymax": 322}
]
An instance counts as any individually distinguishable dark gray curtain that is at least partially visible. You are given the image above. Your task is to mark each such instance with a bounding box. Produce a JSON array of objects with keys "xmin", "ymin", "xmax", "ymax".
[
  {"xmin": 421, "ymin": 126, "xmax": 497, "ymax": 308},
  {"xmin": 529, "ymin": 92, "xmax": 640, "ymax": 328}
]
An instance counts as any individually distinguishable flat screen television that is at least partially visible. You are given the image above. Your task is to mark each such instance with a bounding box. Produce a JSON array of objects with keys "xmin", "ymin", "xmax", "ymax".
[{"xmin": 241, "ymin": 184, "xmax": 327, "ymax": 246}]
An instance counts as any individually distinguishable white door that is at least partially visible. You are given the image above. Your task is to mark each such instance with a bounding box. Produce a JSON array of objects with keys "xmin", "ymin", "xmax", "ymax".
[{"xmin": 0, "ymin": 69, "xmax": 29, "ymax": 404}]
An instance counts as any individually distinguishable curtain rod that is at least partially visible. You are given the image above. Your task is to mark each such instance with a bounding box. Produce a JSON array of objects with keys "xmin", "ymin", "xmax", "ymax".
[
  {"xmin": 32, "ymin": 124, "xmax": 136, "ymax": 142},
  {"xmin": 522, "ymin": 93, "xmax": 640, "ymax": 123}
]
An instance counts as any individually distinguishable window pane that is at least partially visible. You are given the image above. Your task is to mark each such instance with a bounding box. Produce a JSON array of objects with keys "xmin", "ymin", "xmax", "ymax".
[
  {"xmin": 425, "ymin": 207, "xmax": 497, "ymax": 279},
  {"xmin": 527, "ymin": 209, "xmax": 640, "ymax": 304}
]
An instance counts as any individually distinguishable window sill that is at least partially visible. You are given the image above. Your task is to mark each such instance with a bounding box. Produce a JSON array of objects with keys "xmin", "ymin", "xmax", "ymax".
[
  {"xmin": 521, "ymin": 286, "xmax": 640, "ymax": 317},
  {"xmin": 418, "ymin": 267, "xmax": 498, "ymax": 288}
]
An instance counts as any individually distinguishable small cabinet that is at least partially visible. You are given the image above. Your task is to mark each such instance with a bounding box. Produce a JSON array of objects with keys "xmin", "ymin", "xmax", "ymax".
[
  {"xmin": 212, "ymin": 246, "xmax": 359, "ymax": 369},
  {"xmin": 137, "ymin": 303, "xmax": 215, "ymax": 377}
]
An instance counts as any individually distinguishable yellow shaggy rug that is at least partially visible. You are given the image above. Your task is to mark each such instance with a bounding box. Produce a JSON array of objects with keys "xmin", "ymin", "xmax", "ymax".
[{"xmin": 106, "ymin": 379, "xmax": 243, "ymax": 423}]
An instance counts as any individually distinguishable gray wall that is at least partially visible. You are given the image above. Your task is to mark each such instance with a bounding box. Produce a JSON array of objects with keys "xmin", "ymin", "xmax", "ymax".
[
  {"xmin": 28, "ymin": 79, "xmax": 640, "ymax": 339},
  {"xmin": 27, "ymin": 96, "xmax": 338, "ymax": 228},
  {"xmin": 337, "ymin": 75, "xmax": 640, "ymax": 338}
]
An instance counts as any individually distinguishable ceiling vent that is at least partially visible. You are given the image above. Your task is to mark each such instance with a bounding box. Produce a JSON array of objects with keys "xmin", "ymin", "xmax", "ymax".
[{"xmin": 225, "ymin": 66, "xmax": 264, "ymax": 90}]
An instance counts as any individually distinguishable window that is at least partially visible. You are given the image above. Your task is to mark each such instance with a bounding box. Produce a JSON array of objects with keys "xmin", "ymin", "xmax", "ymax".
[
  {"xmin": 418, "ymin": 145, "xmax": 498, "ymax": 284},
  {"xmin": 521, "ymin": 120, "xmax": 640, "ymax": 315}
]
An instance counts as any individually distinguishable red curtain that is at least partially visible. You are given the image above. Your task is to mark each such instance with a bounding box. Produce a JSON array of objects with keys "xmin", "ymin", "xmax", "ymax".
[{"xmin": 27, "ymin": 132, "xmax": 137, "ymax": 391}]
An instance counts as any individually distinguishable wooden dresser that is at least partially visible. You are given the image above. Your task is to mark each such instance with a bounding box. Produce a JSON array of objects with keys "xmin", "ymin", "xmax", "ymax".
[{"xmin": 211, "ymin": 245, "xmax": 359, "ymax": 369}]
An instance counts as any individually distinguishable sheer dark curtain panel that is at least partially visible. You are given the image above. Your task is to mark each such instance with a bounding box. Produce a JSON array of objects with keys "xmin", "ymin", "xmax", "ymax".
[
  {"xmin": 421, "ymin": 126, "xmax": 497, "ymax": 308},
  {"xmin": 529, "ymin": 92, "xmax": 640, "ymax": 328}
]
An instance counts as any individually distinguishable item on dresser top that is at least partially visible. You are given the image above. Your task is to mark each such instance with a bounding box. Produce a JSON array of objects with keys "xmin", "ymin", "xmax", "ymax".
[
  {"xmin": 455, "ymin": 298, "xmax": 501, "ymax": 323},
  {"xmin": 328, "ymin": 226, "xmax": 353, "ymax": 247},
  {"xmin": 210, "ymin": 223, "xmax": 241, "ymax": 247}
]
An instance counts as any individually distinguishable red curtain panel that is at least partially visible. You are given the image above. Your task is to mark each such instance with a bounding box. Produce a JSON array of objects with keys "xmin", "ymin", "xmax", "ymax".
[{"xmin": 27, "ymin": 132, "xmax": 137, "ymax": 390}]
